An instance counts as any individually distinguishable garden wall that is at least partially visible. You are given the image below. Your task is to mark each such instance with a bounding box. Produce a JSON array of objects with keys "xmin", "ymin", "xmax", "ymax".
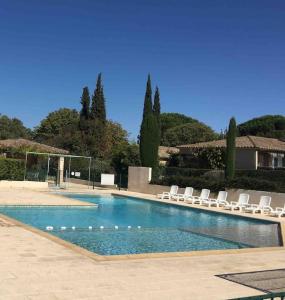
[
  {"xmin": 127, "ymin": 167, "xmax": 285, "ymax": 208},
  {"xmin": 227, "ymin": 189, "xmax": 285, "ymax": 208},
  {"xmin": 130, "ymin": 182, "xmax": 285, "ymax": 208}
]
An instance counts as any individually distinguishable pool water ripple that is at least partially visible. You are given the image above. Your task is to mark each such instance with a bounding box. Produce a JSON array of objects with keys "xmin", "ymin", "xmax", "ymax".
[{"xmin": 0, "ymin": 194, "xmax": 280, "ymax": 255}]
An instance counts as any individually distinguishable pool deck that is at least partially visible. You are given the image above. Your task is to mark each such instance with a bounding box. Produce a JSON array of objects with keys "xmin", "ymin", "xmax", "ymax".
[
  {"xmin": 113, "ymin": 190, "xmax": 284, "ymax": 224},
  {"xmin": 0, "ymin": 188, "xmax": 96, "ymax": 206},
  {"xmin": 1, "ymin": 186, "xmax": 285, "ymax": 299}
]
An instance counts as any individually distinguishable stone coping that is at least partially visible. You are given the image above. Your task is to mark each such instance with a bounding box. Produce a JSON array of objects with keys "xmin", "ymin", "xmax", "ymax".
[{"xmin": 0, "ymin": 204, "xmax": 97, "ymax": 208}]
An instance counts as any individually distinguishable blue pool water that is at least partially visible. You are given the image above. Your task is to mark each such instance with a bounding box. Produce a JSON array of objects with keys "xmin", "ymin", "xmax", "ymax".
[{"xmin": 0, "ymin": 194, "xmax": 280, "ymax": 255}]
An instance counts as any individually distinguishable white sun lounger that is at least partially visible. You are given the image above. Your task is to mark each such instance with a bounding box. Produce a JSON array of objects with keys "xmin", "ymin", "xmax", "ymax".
[
  {"xmin": 244, "ymin": 195, "xmax": 272, "ymax": 214},
  {"xmin": 157, "ymin": 185, "xmax": 179, "ymax": 200},
  {"xmin": 269, "ymin": 204, "xmax": 285, "ymax": 218},
  {"xmin": 224, "ymin": 193, "xmax": 250, "ymax": 211},
  {"xmin": 186, "ymin": 189, "xmax": 210, "ymax": 205},
  {"xmin": 202, "ymin": 191, "xmax": 228, "ymax": 207},
  {"xmin": 172, "ymin": 187, "xmax": 194, "ymax": 202}
]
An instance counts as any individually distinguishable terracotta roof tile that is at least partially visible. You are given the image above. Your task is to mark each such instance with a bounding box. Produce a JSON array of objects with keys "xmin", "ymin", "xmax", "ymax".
[
  {"xmin": 158, "ymin": 146, "xmax": 179, "ymax": 159},
  {"xmin": 177, "ymin": 136, "xmax": 285, "ymax": 152},
  {"xmin": 0, "ymin": 138, "xmax": 69, "ymax": 154}
]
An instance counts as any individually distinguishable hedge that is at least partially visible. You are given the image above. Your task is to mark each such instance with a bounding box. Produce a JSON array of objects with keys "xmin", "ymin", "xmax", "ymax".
[
  {"xmin": 152, "ymin": 175, "xmax": 225, "ymax": 192},
  {"xmin": 226, "ymin": 177, "xmax": 280, "ymax": 192},
  {"xmin": 158, "ymin": 167, "xmax": 211, "ymax": 178},
  {"xmin": 160, "ymin": 167, "xmax": 285, "ymax": 181},
  {"xmin": 236, "ymin": 169, "xmax": 285, "ymax": 183},
  {"xmin": 0, "ymin": 158, "xmax": 25, "ymax": 181},
  {"xmin": 152, "ymin": 175, "xmax": 285, "ymax": 193}
]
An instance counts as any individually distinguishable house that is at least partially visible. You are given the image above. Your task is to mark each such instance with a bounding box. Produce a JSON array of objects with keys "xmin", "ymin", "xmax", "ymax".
[
  {"xmin": 0, "ymin": 138, "xmax": 69, "ymax": 157},
  {"xmin": 177, "ymin": 135, "xmax": 285, "ymax": 170},
  {"xmin": 0, "ymin": 138, "xmax": 69, "ymax": 185},
  {"xmin": 158, "ymin": 146, "xmax": 179, "ymax": 166}
]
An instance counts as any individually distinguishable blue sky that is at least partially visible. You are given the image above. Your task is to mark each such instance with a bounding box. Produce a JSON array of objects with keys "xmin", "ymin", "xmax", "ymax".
[{"xmin": 0, "ymin": 0, "xmax": 284, "ymax": 139}]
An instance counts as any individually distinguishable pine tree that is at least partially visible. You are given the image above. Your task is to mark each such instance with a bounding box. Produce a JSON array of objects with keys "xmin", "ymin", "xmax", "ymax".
[
  {"xmin": 90, "ymin": 73, "xmax": 107, "ymax": 158},
  {"xmin": 225, "ymin": 117, "xmax": 237, "ymax": 179},
  {"xmin": 139, "ymin": 75, "xmax": 159, "ymax": 168}
]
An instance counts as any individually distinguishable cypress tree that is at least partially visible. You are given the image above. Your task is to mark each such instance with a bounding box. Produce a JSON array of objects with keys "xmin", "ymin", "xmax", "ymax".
[
  {"xmin": 225, "ymin": 117, "xmax": 237, "ymax": 179},
  {"xmin": 143, "ymin": 74, "xmax": 153, "ymax": 117},
  {"xmin": 78, "ymin": 87, "xmax": 91, "ymax": 155},
  {"xmin": 139, "ymin": 75, "xmax": 158, "ymax": 168},
  {"xmin": 90, "ymin": 73, "xmax": 107, "ymax": 157},
  {"xmin": 152, "ymin": 86, "xmax": 161, "ymax": 177},
  {"xmin": 153, "ymin": 86, "xmax": 161, "ymax": 145},
  {"xmin": 79, "ymin": 86, "xmax": 90, "ymax": 132},
  {"xmin": 90, "ymin": 73, "xmax": 106, "ymax": 122}
]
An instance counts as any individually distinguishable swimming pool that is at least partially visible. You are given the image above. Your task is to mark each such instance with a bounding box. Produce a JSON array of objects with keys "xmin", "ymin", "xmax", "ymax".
[{"xmin": 0, "ymin": 194, "xmax": 281, "ymax": 255}]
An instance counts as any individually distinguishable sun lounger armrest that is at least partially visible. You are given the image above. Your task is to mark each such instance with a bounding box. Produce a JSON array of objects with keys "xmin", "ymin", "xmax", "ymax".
[
  {"xmin": 173, "ymin": 194, "xmax": 185, "ymax": 200},
  {"xmin": 230, "ymin": 201, "xmax": 237, "ymax": 205},
  {"xmin": 219, "ymin": 200, "xmax": 229, "ymax": 206},
  {"xmin": 275, "ymin": 207, "xmax": 284, "ymax": 212},
  {"xmin": 208, "ymin": 198, "xmax": 217, "ymax": 203}
]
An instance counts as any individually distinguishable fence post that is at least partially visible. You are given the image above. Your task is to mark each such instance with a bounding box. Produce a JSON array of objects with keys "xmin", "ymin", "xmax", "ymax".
[{"xmin": 119, "ymin": 173, "xmax": 122, "ymax": 190}]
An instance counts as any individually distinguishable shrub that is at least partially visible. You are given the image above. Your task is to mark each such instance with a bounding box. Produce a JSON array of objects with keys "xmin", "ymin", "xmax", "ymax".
[
  {"xmin": 226, "ymin": 177, "xmax": 281, "ymax": 192},
  {"xmin": 152, "ymin": 173, "xmax": 285, "ymax": 193},
  {"xmin": 203, "ymin": 170, "xmax": 225, "ymax": 181},
  {"xmin": 0, "ymin": 158, "xmax": 25, "ymax": 180},
  {"xmin": 236, "ymin": 169, "xmax": 285, "ymax": 183},
  {"xmin": 167, "ymin": 148, "xmax": 225, "ymax": 169},
  {"xmin": 152, "ymin": 175, "xmax": 225, "ymax": 193},
  {"xmin": 159, "ymin": 167, "xmax": 211, "ymax": 177}
]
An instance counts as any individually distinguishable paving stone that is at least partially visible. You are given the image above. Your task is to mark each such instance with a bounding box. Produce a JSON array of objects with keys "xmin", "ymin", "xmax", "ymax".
[{"xmin": 0, "ymin": 188, "xmax": 283, "ymax": 299}]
